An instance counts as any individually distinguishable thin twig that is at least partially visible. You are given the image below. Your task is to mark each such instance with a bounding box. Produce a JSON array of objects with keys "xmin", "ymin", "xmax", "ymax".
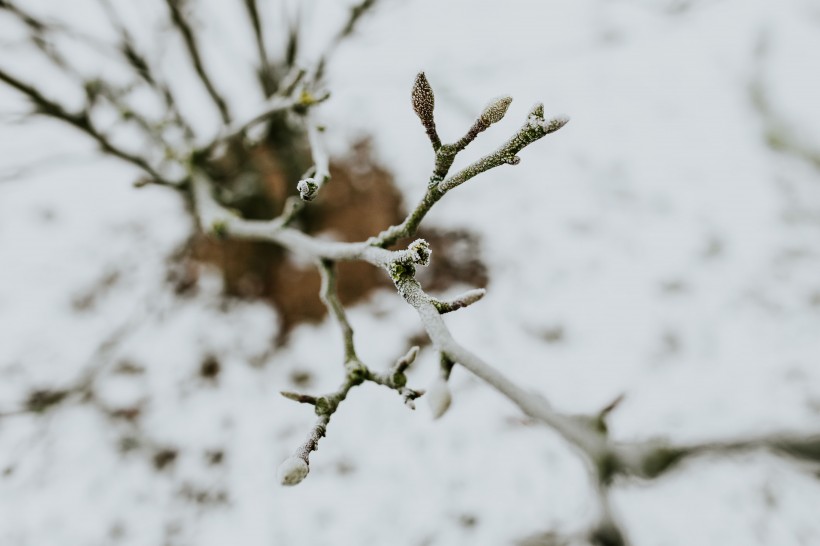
[
  {"xmin": 199, "ymin": 90, "xmax": 328, "ymax": 160},
  {"xmin": 242, "ymin": 0, "xmax": 275, "ymax": 96},
  {"xmin": 0, "ymin": 67, "xmax": 173, "ymax": 185},
  {"xmin": 315, "ymin": 0, "xmax": 379, "ymax": 80},
  {"xmin": 368, "ymin": 102, "xmax": 567, "ymax": 248},
  {"xmin": 318, "ymin": 260, "xmax": 357, "ymax": 363},
  {"xmin": 189, "ymin": 93, "xmax": 820, "ymax": 542},
  {"xmin": 164, "ymin": 0, "xmax": 231, "ymax": 124},
  {"xmin": 98, "ymin": 0, "xmax": 194, "ymax": 140}
]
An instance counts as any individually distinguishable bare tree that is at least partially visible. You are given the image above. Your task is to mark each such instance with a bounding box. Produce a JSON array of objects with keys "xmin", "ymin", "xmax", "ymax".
[{"xmin": 1, "ymin": 2, "xmax": 818, "ymax": 544}]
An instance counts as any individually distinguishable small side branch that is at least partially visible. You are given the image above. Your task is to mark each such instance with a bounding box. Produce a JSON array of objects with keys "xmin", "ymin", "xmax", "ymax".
[
  {"xmin": 164, "ymin": 0, "xmax": 231, "ymax": 124},
  {"xmin": 98, "ymin": 0, "xmax": 194, "ymax": 139},
  {"xmin": 370, "ymin": 76, "xmax": 569, "ymax": 249},
  {"xmin": 0, "ymin": 67, "xmax": 173, "ymax": 185},
  {"xmin": 203, "ymin": 95, "xmax": 297, "ymax": 152},
  {"xmin": 200, "ymin": 89, "xmax": 328, "ymax": 159},
  {"xmin": 615, "ymin": 433, "xmax": 820, "ymax": 481},
  {"xmin": 242, "ymin": 0, "xmax": 275, "ymax": 96},
  {"xmin": 295, "ymin": 114, "xmax": 332, "ymax": 202},
  {"xmin": 316, "ymin": 0, "xmax": 379, "ymax": 77},
  {"xmin": 278, "ymin": 414, "xmax": 329, "ymax": 485},
  {"xmin": 426, "ymin": 352, "xmax": 454, "ymax": 419},
  {"xmin": 367, "ymin": 346, "xmax": 423, "ymax": 409},
  {"xmin": 451, "ymin": 95, "xmax": 512, "ymax": 152},
  {"xmin": 306, "ymin": 118, "xmax": 330, "ymax": 186},
  {"xmin": 439, "ymin": 105, "xmax": 568, "ymax": 193},
  {"xmin": 432, "ymin": 288, "xmax": 486, "ymax": 314},
  {"xmin": 318, "ymin": 260, "xmax": 357, "ymax": 364},
  {"xmin": 278, "ymin": 345, "xmax": 423, "ymax": 485}
]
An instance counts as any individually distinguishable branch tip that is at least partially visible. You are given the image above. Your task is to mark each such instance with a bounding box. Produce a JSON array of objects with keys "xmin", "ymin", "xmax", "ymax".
[
  {"xmin": 427, "ymin": 378, "xmax": 452, "ymax": 419},
  {"xmin": 599, "ymin": 394, "xmax": 625, "ymax": 417},
  {"xmin": 432, "ymin": 288, "xmax": 486, "ymax": 314},
  {"xmin": 545, "ymin": 115, "xmax": 570, "ymax": 134},
  {"xmin": 400, "ymin": 387, "xmax": 423, "ymax": 410},
  {"xmin": 278, "ymin": 456, "xmax": 309, "ymax": 486},
  {"xmin": 394, "ymin": 346, "xmax": 420, "ymax": 373},
  {"xmin": 411, "ymin": 72, "xmax": 435, "ymax": 121},
  {"xmin": 479, "ymin": 95, "xmax": 513, "ymax": 126},
  {"xmin": 297, "ymin": 177, "xmax": 319, "ymax": 201},
  {"xmin": 280, "ymin": 391, "xmax": 318, "ymax": 405}
]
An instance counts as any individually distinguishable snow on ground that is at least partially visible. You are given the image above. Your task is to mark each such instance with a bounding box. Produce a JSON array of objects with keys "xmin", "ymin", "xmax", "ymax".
[{"xmin": 2, "ymin": 0, "xmax": 820, "ymax": 545}]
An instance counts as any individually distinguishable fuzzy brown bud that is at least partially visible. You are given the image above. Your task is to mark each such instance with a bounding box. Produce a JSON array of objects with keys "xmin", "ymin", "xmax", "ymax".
[
  {"xmin": 411, "ymin": 72, "xmax": 441, "ymax": 149},
  {"xmin": 411, "ymin": 72, "xmax": 435, "ymax": 124},
  {"xmin": 479, "ymin": 96, "xmax": 512, "ymax": 126}
]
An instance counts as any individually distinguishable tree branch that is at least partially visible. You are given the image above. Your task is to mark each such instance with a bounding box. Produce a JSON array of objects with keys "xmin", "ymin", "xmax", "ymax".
[
  {"xmin": 164, "ymin": 0, "xmax": 232, "ymax": 124},
  {"xmin": 0, "ymin": 67, "xmax": 174, "ymax": 185},
  {"xmin": 242, "ymin": 0, "xmax": 275, "ymax": 96},
  {"xmin": 316, "ymin": 0, "xmax": 379, "ymax": 79},
  {"xmin": 318, "ymin": 260, "xmax": 357, "ymax": 364},
  {"xmin": 8, "ymin": 19, "xmax": 817, "ymax": 537},
  {"xmin": 369, "ymin": 76, "xmax": 569, "ymax": 248},
  {"xmin": 98, "ymin": 0, "xmax": 195, "ymax": 140}
]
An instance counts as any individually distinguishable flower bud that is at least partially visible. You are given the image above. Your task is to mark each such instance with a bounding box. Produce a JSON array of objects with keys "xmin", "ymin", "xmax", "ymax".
[
  {"xmin": 296, "ymin": 177, "xmax": 319, "ymax": 201},
  {"xmin": 427, "ymin": 378, "xmax": 452, "ymax": 419},
  {"xmin": 278, "ymin": 456, "xmax": 309, "ymax": 486},
  {"xmin": 479, "ymin": 96, "xmax": 512, "ymax": 126},
  {"xmin": 543, "ymin": 115, "xmax": 570, "ymax": 134},
  {"xmin": 433, "ymin": 288, "xmax": 487, "ymax": 314},
  {"xmin": 411, "ymin": 72, "xmax": 435, "ymax": 126}
]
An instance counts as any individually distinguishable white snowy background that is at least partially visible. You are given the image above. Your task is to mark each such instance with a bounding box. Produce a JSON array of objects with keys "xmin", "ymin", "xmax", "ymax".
[{"xmin": 1, "ymin": 0, "xmax": 820, "ymax": 545}]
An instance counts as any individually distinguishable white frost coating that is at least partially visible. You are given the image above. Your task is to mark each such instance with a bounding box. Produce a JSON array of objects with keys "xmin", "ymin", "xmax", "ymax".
[
  {"xmin": 426, "ymin": 378, "xmax": 452, "ymax": 419},
  {"xmin": 479, "ymin": 95, "xmax": 513, "ymax": 125},
  {"xmin": 543, "ymin": 114, "xmax": 570, "ymax": 133},
  {"xmin": 527, "ymin": 113, "xmax": 569, "ymax": 133},
  {"xmin": 297, "ymin": 177, "xmax": 319, "ymax": 201},
  {"xmin": 278, "ymin": 456, "xmax": 309, "ymax": 486}
]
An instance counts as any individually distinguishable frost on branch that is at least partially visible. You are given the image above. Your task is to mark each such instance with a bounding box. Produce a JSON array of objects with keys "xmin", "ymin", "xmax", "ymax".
[
  {"xmin": 404, "ymin": 239, "xmax": 432, "ymax": 266},
  {"xmin": 278, "ymin": 456, "xmax": 309, "ymax": 486},
  {"xmin": 432, "ymin": 288, "xmax": 486, "ymax": 314},
  {"xmin": 296, "ymin": 177, "xmax": 319, "ymax": 201},
  {"xmin": 479, "ymin": 96, "xmax": 513, "ymax": 126}
]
